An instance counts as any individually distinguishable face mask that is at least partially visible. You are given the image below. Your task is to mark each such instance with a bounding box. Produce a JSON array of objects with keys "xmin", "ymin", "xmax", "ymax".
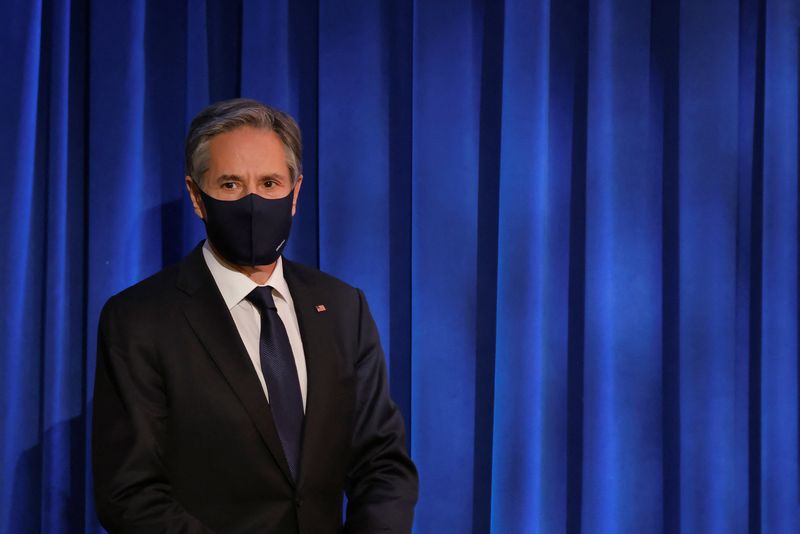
[{"xmin": 199, "ymin": 188, "xmax": 294, "ymax": 266}]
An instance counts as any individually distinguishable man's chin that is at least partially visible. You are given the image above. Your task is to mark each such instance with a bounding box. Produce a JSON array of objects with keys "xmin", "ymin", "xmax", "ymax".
[{"xmin": 251, "ymin": 260, "xmax": 279, "ymax": 272}]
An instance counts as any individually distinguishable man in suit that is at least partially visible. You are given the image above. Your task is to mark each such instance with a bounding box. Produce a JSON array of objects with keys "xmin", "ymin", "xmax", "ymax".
[{"xmin": 92, "ymin": 99, "xmax": 418, "ymax": 533}]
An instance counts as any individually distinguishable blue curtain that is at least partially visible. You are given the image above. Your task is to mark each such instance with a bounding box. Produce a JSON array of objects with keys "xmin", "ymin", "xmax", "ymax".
[{"xmin": 1, "ymin": 0, "xmax": 798, "ymax": 532}]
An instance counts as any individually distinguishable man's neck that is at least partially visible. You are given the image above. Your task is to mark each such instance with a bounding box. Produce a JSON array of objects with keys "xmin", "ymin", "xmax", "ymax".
[{"xmin": 207, "ymin": 241, "xmax": 277, "ymax": 285}]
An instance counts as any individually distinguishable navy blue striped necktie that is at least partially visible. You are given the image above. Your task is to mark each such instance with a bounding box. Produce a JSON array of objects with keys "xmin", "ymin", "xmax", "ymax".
[{"xmin": 246, "ymin": 286, "xmax": 304, "ymax": 479}]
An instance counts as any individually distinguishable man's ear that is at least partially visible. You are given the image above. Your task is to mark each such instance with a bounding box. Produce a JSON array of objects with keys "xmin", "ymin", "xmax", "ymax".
[
  {"xmin": 291, "ymin": 175, "xmax": 303, "ymax": 216},
  {"xmin": 185, "ymin": 176, "xmax": 205, "ymax": 219}
]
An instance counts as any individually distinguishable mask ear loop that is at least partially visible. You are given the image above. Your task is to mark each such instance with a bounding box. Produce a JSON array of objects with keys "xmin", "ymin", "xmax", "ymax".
[
  {"xmin": 191, "ymin": 179, "xmax": 207, "ymax": 221},
  {"xmin": 274, "ymin": 189, "xmax": 293, "ymax": 256},
  {"xmin": 288, "ymin": 181, "xmax": 298, "ymax": 214}
]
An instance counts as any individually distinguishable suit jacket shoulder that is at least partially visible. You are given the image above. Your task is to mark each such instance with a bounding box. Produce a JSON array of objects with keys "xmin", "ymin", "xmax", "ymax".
[
  {"xmin": 282, "ymin": 258, "xmax": 360, "ymax": 299},
  {"xmin": 103, "ymin": 262, "xmax": 182, "ymax": 314}
]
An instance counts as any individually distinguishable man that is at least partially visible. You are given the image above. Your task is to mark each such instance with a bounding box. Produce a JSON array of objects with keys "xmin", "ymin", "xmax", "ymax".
[{"xmin": 92, "ymin": 99, "xmax": 418, "ymax": 533}]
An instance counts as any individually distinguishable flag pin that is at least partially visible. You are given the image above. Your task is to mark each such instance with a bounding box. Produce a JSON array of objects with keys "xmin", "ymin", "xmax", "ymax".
[{"xmin": 315, "ymin": 305, "xmax": 327, "ymax": 313}]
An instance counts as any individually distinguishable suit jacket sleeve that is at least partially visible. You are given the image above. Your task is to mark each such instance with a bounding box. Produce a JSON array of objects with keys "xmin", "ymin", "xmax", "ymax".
[
  {"xmin": 343, "ymin": 289, "xmax": 419, "ymax": 533},
  {"xmin": 92, "ymin": 296, "xmax": 213, "ymax": 534}
]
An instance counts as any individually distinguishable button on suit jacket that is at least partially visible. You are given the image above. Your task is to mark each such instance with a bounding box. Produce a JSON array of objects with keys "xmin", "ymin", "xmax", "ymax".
[{"xmin": 92, "ymin": 243, "xmax": 418, "ymax": 533}]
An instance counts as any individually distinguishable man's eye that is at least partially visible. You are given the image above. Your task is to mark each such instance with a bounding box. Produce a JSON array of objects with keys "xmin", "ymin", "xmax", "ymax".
[
  {"xmin": 264, "ymin": 180, "xmax": 275, "ymax": 188},
  {"xmin": 222, "ymin": 182, "xmax": 237, "ymax": 190}
]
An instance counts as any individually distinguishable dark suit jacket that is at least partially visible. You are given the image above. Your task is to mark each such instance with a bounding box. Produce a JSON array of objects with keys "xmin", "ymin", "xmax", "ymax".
[{"xmin": 92, "ymin": 244, "xmax": 418, "ymax": 533}]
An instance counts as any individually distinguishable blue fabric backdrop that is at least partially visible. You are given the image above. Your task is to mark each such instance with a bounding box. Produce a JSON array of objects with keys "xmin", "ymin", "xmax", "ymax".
[{"xmin": 1, "ymin": 0, "xmax": 798, "ymax": 532}]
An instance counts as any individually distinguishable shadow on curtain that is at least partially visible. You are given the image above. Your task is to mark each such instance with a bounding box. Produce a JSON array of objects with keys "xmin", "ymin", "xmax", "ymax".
[{"xmin": 0, "ymin": 0, "xmax": 797, "ymax": 532}]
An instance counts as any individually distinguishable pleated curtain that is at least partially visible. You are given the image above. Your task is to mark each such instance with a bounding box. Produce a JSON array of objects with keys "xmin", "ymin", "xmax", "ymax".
[{"xmin": 0, "ymin": 0, "xmax": 797, "ymax": 532}]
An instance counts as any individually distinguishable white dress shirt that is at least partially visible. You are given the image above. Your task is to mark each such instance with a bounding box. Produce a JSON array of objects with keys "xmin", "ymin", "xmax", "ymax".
[{"xmin": 202, "ymin": 241, "xmax": 307, "ymax": 411}]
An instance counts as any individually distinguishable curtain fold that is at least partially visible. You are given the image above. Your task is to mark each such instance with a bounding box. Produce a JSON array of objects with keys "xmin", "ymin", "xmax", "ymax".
[{"xmin": 1, "ymin": 0, "xmax": 797, "ymax": 533}]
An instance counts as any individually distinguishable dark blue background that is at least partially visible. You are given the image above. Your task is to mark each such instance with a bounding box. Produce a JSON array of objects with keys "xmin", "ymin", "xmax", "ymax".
[{"xmin": 0, "ymin": 0, "xmax": 798, "ymax": 532}]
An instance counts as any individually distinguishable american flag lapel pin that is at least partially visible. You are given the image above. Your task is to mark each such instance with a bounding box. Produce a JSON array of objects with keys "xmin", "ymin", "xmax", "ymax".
[{"xmin": 315, "ymin": 304, "xmax": 327, "ymax": 313}]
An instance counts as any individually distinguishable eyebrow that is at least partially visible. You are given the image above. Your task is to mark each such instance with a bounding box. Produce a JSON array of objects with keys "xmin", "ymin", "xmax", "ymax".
[
  {"xmin": 213, "ymin": 174, "xmax": 243, "ymax": 184},
  {"xmin": 259, "ymin": 173, "xmax": 286, "ymax": 181}
]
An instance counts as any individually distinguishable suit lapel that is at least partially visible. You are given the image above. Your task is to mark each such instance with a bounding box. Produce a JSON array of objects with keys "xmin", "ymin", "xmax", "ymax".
[
  {"xmin": 177, "ymin": 245, "xmax": 295, "ymax": 486},
  {"xmin": 283, "ymin": 260, "xmax": 342, "ymax": 486}
]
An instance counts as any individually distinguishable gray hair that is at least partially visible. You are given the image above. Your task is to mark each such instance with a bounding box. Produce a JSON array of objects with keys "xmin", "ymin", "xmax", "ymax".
[{"xmin": 185, "ymin": 98, "xmax": 302, "ymax": 185}]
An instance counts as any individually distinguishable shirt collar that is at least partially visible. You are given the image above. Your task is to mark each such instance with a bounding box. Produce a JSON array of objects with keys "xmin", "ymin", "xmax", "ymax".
[{"xmin": 202, "ymin": 241, "xmax": 291, "ymax": 309}]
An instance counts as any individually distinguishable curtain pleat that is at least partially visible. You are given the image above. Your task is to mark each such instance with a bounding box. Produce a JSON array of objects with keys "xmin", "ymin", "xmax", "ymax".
[
  {"xmin": 410, "ymin": 2, "xmax": 481, "ymax": 531},
  {"xmin": 0, "ymin": 1, "xmax": 797, "ymax": 533},
  {"xmin": 494, "ymin": 0, "xmax": 565, "ymax": 531},
  {"xmin": 760, "ymin": 0, "xmax": 799, "ymax": 530}
]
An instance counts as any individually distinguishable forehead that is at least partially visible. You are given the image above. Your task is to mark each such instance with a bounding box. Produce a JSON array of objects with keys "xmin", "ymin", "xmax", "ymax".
[{"xmin": 206, "ymin": 126, "xmax": 288, "ymax": 175}]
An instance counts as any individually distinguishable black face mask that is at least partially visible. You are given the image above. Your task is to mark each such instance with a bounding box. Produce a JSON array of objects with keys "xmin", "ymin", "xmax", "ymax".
[{"xmin": 200, "ymin": 189, "xmax": 294, "ymax": 266}]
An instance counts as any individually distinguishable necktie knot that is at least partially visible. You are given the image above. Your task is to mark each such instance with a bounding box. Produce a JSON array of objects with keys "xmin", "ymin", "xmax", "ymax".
[{"xmin": 246, "ymin": 285, "xmax": 277, "ymax": 312}]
